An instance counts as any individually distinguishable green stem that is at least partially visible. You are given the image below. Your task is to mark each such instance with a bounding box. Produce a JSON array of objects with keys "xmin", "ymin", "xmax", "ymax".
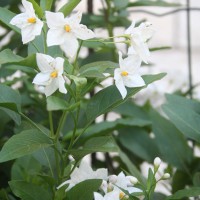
[
  {"xmin": 42, "ymin": 27, "xmax": 48, "ymax": 54},
  {"xmin": 73, "ymin": 40, "xmax": 83, "ymax": 74},
  {"xmin": 48, "ymin": 111, "xmax": 54, "ymax": 137},
  {"xmin": 55, "ymin": 110, "xmax": 68, "ymax": 140}
]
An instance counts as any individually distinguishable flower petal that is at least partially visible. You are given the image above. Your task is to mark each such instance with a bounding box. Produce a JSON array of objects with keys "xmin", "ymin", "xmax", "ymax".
[
  {"xmin": 60, "ymin": 35, "xmax": 79, "ymax": 58},
  {"xmin": 68, "ymin": 11, "xmax": 82, "ymax": 25},
  {"xmin": 58, "ymin": 76, "xmax": 67, "ymax": 94},
  {"xmin": 55, "ymin": 57, "xmax": 64, "ymax": 75},
  {"xmin": 10, "ymin": 13, "xmax": 29, "ymax": 29},
  {"xmin": 22, "ymin": 0, "xmax": 35, "ymax": 14},
  {"xmin": 32, "ymin": 72, "xmax": 50, "ymax": 85},
  {"xmin": 45, "ymin": 78, "xmax": 59, "ymax": 96},
  {"xmin": 121, "ymin": 54, "xmax": 141, "ymax": 73},
  {"xmin": 94, "ymin": 192, "xmax": 103, "ymax": 200},
  {"xmin": 36, "ymin": 53, "xmax": 54, "ymax": 72},
  {"xmin": 73, "ymin": 24, "xmax": 95, "ymax": 40},
  {"xmin": 139, "ymin": 22, "xmax": 155, "ymax": 41},
  {"xmin": 32, "ymin": 18, "xmax": 43, "ymax": 36},
  {"xmin": 45, "ymin": 11, "xmax": 65, "ymax": 29},
  {"xmin": 125, "ymin": 21, "xmax": 135, "ymax": 34},
  {"xmin": 114, "ymin": 68, "xmax": 127, "ymax": 99},
  {"xmin": 21, "ymin": 25, "xmax": 36, "ymax": 43},
  {"xmin": 124, "ymin": 74, "xmax": 145, "ymax": 88},
  {"xmin": 47, "ymin": 28, "xmax": 66, "ymax": 46},
  {"xmin": 131, "ymin": 35, "xmax": 150, "ymax": 64}
]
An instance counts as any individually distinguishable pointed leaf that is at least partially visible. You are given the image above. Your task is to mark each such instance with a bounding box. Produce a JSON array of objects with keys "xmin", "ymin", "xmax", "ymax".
[
  {"xmin": 0, "ymin": 129, "xmax": 53, "ymax": 163},
  {"xmin": 9, "ymin": 180, "xmax": 52, "ymax": 200}
]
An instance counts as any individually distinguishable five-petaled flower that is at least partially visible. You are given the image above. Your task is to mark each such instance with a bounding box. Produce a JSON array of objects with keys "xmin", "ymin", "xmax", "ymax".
[
  {"xmin": 114, "ymin": 52, "xmax": 145, "ymax": 99},
  {"xmin": 125, "ymin": 21, "xmax": 154, "ymax": 63},
  {"xmin": 32, "ymin": 53, "xmax": 67, "ymax": 97},
  {"xmin": 57, "ymin": 160, "xmax": 108, "ymax": 191},
  {"xmin": 45, "ymin": 11, "xmax": 95, "ymax": 58},
  {"xmin": 10, "ymin": 0, "xmax": 43, "ymax": 44}
]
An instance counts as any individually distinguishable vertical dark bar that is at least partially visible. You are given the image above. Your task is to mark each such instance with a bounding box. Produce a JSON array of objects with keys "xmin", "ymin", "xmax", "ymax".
[{"xmin": 186, "ymin": 0, "xmax": 193, "ymax": 98}]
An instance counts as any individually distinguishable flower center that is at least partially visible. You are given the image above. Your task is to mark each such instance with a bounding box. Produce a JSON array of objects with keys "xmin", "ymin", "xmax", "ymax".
[
  {"xmin": 50, "ymin": 71, "xmax": 58, "ymax": 78},
  {"xmin": 65, "ymin": 25, "xmax": 71, "ymax": 32},
  {"xmin": 27, "ymin": 17, "xmax": 36, "ymax": 23},
  {"xmin": 121, "ymin": 71, "xmax": 128, "ymax": 76},
  {"xmin": 119, "ymin": 192, "xmax": 125, "ymax": 199}
]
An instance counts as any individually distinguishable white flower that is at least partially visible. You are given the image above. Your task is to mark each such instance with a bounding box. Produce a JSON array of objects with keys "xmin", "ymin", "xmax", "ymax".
[
  {"xmin": 114, "ymin": 52, "xmax": 145, "ymax": 99},
  {"xmin": 125, "ymin": 21, "xmax": 154, "ymax": 63},
  {"xmin": 94, "ymin": 191, "xmax": 120, "ymax": 200},
  {"xmin": 32, "ymin": 53, "xmax": 67, "ymax": 97},
  {"xmin": 109, "ymin": 172, "xmax": 141, "ymax": 195},
  {"xmin": 45, "ymin": 11, "xmax": 95, "ymax": 58},
  {"xmin": 57, "ymin": 160, "xmax": 108, "ymax": 191},
  {"xmin": 10, "ymin": 0, "xmax": 43, "ymax": 44}
]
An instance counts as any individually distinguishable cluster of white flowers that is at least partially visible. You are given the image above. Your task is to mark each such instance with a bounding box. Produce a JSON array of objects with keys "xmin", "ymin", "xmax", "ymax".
[
  {"xmin": 57, "ymin": 160, "xmax": 141, "ymax": 200},
  {"xmin": 10, "ymin": 0, "xmax": 154, "ymax": 99}
]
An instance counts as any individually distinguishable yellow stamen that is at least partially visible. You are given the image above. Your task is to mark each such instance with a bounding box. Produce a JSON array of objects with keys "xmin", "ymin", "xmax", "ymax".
[
  {"xmin": 119, "ymin": 192, "xmax": 125, "ymax": 199},
  {"xmin": 121, "ymin": 71, "xmax": 128, "ymax": 76},
  {"xmin": 27, "ymin": 17, "xmax": 36, "ymax": 23},
  {"xmin": 50, "ymin": 71, "xmax": 58, "ymax": 78},
  {"xmin": 65, "ymin": 25, "xmax": 71, "ymax": 32}
]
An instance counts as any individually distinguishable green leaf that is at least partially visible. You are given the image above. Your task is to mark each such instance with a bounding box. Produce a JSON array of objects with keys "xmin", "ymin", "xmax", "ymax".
[
  {"xmin": 68, "ymin": 136, "xmax": 118, "ymax": 160},
  {"xmin": 28, "ymin": 0, "xmax": 44, "ymax": 18},
  {"xmin": 0, "ymin": 49, "xmax": 23, "ymax": 65},
  {"xmin": 0, "ymin": 84, "xmax": 21, "ymax": 124},
  {"xmin": 114, "ymin": 0, "xmax": 129, "ymax": 9},
  {"xmin": 9, "ymin": 180, "xmax": 52, "ymax": 200},
  {"xmin": 150, "ymin": 109, "xmax": 192, "ymax": 171},
  {"xmin": 0, "ymin": 129, "xmax": 53, "ymax": 163},
  {"xmin": 163, "ymin": 94, "xmax": 200, "ymax": 143},
  {"xmin": 66, "ymin": 179, "xmax": 102, "ymax": 200},
  {"xmin": 47, "ymin": 96, "xmax": 80, "ymax": 111},
  {"xmin": 193, "ymin": 172, "xmax": 200, "ymax": 187},
  {"xmin": 47, "ymin": 96, "xmax": 69, "ymax": 111},
  {"xmin": 0, "ymin": 7, "xmax": 20, "ymax": 33},
  {"xmin": 79, "ymin": 61, "xmax": 118, "ymax": 78},
  {"xmin": 40, "ymin": 0, "xmax": 53, "ymax": 11},
  {"xmin": 128, "ymin": 0, "xmax": 181, "ymax": 7},
  {"xmin": 59, "ymin": 0, "xmax": 81, "ymax": 16},
  {"xmin": 119, "ymin": 127, "xmax": 160, "ymax": 162},
  {"xmin": 147, "ymin": 168, "xmax": 156, "ymax": 198},
  {"xmin": 86, "ymin": 73, "xmax": 166, "ymax": 123},
  {"xmin": 166, "ymin": 187, "xmax": 200, "ymax": 200}
]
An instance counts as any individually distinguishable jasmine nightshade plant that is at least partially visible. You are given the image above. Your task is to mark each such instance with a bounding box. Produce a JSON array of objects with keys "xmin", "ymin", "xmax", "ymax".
[{"xmin": 10, "ymin": 0, "xmax": 43, "ymax": 44}]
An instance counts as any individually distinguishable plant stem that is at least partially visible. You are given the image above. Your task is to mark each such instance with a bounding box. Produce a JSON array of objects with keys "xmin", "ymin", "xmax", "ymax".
[{"xmin": 48, "ymin": 111, "xmax": 54, "ymax": 137}]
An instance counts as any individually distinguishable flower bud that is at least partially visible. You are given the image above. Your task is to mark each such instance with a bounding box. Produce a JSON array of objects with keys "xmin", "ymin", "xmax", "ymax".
[
  {"xmin": 127, "ymin": 176, "xmax": 138, "ymax": 185},
  {"xmin": 109, "ymin": 175, "xmax": 117, "ymax": 184},
  {"xmin": 107, "ymin": 183, "xmax": 114, "ymax": 192},
  {"xmin": 162, "ymin": 173, "xmax": 170, "ymax": 179},
  {"xmin": 154, "ymin": 157, "xmax": 161, "ymax": 167}
]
